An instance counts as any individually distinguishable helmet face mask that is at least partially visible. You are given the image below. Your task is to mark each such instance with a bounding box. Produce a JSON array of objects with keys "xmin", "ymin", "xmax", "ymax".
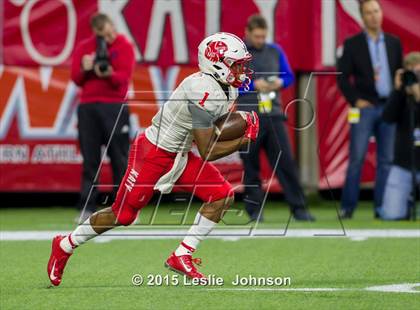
[
  {"xmin": 198, "ymin": 32, "xmax": 253, "ymax": 89},
  {"xmin": 225, "ymin": 57, "xmax": 253, "ymax": 88}
]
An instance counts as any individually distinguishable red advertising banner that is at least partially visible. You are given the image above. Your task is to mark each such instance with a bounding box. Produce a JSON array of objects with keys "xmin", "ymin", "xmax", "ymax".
[
  {"xmin": 1, "ymin": 0, "xmax": 420, "ymax": 192},
  {"xmin": 2, "ymin": 0, "xmax": 321, "ymax": 69},
  {"xmin": 1, "ymin": 0, "xmax": 306, "ymax": 192}
]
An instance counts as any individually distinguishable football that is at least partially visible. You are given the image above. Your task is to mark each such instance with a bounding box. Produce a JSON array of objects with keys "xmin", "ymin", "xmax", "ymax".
[{"xmin": 213, "ymin": 111, "xmax": 247, "ymax": 141}]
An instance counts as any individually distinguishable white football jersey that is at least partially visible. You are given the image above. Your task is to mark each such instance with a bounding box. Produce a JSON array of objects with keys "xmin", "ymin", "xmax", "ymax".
[{"xmin": 145, "ymin": 72, "xmax": 238, "ymax": 153}]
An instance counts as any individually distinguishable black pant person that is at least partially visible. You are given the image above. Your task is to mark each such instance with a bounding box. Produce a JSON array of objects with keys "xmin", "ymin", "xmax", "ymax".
[
  {"xmin": 77, "ymin": 103, "xmax": 129, "ymax": 217},
  {"xmin": 240, "ymin": 116, "xmax": 314, "ymax": 221}
]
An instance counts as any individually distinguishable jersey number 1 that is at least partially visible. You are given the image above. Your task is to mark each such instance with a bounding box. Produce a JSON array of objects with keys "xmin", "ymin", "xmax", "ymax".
[{"xmin": 199, "ymin": 92, "xmax": 209, "ymax": 107}]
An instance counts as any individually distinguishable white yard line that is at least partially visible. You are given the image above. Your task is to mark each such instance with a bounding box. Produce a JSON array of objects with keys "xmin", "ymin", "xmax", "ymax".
[
  {"xmin": 1, "ymin": 229, "xmax": 419, "ymax": 241},
  {"xmin": 206, "ymin": 283, "xmax": 420, "ymax": 293},
  {"xmin": 207, "ymin": 287, "xmax": 346, "ymax": 292}
]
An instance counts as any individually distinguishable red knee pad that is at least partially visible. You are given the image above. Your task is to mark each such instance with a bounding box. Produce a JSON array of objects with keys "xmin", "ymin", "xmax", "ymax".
[{"xmin": 111, "ymin": 201, "xmax": 138, "ymax": 226}]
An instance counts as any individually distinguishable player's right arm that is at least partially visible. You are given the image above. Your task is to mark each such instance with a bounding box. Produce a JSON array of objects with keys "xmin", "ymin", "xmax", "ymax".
[
  {"xmin": 189, "ymin": 99, "xmax": 250, "ymax": 161},
  {"xmin": 193, "ymin": 127, "xmax": 249, "ymax": 162}
]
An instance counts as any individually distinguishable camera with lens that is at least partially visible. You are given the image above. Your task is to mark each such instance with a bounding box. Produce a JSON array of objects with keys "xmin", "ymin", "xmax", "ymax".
[
  {"xmin": 94, "ymin": 36, "xmax": 110, "ymax": 73},
  {"xmin": 401, "ymin": 70, "xmax": 418, "ymax": 87}
]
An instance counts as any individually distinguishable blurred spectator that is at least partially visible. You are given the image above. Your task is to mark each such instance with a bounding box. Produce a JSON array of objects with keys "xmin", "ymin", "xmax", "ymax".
[
  {"xmin": 380, "ymin": 52, "xmax": 420, "ymax": 220},
  {"xmin": 237, "ymin": 15, "xmax": 315, "ymax": 222},
  {"xmin": 337, "ymin": 0, "xmax": 402, "ymax": 219},
  {"xmin": 71, "ymin": 13, "xmax": 135, "ymax": 221}
]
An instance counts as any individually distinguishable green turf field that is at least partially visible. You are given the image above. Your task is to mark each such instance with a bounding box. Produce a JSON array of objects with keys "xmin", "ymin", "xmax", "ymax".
[{"xmin": 1, "ymin": 201, "xmax": 419, "ymax": 309}]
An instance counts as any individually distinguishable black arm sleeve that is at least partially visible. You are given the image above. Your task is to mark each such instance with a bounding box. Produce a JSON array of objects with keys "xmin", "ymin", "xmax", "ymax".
[
  {"xmin": 382, "ymin": 90, "xmax": 405, "ymax": 123},
  {"xmin": 337, "ymin": 40, "xmax": 358, "ymax": 106}
]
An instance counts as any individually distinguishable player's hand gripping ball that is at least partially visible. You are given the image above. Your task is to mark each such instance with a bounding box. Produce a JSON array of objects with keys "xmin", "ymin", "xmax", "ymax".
[
  {"xmin": 243, "ymin": 111, "xmax": 259, "ymax": 141},
  {"xmin": 213, "ymin": 111, "xmax": 259, "ymax": 141}
]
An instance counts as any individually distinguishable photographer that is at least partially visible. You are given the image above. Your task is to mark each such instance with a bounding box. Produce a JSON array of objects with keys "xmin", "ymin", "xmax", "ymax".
[
  {"xmin": 71, "ymin": 13, "xmax": 135, "ymax": 221},
  {"xmin": 380, "ymin": 52, "xmax": 420, "ymax": 220}
]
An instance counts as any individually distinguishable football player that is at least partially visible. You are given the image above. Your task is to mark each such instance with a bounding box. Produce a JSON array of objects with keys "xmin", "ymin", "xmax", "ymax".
[{"xmin": 47, "ymin": 32, "xmax": 259, "ymax": 285}]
